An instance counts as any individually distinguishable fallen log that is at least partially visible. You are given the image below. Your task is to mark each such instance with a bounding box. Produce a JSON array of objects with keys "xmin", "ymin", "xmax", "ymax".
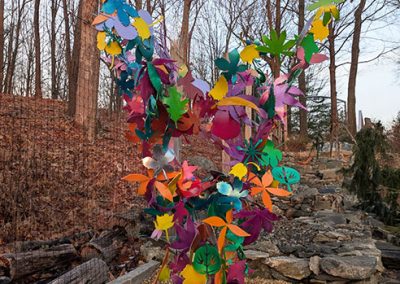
[
  {"xmin": 0, "ymin": 244, "xmax": 78, "ymax": 280},
  {"xmin": 2, "ymin": 231, "xmax": 94, "ymax": 253},
  {"xmin": 81, "ymin": 226, "xmax": 127, "ymax": 263},
  {"xmin": 49, "ymin": 258, "xmax": 109, "ymax": 284}
]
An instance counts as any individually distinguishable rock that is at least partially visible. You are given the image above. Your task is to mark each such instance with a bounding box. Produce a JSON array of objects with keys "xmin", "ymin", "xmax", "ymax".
[
  {"xmin": 245, "ymin": 250, "xmax": 269, "ymax": 260},
  {"xmin": 139, "ymin": 241, "xmax": 165, "ymax": 262},
  {"xmin": 272, "ymin": 205, "xmax": 284, "ymax": 216},
  {"xmin": 375, "ymin": 241, "xmax": 400, "ymax": 270},
  {"xmin": 187, "ymin": 156, "xmax": 217, "ymax": 171},
  {"xmin": 314, "ymin": 196, "xmax": 333, "ymax": 210},
  {"xmin": 309, "ymin": 256, "xmax": 321, "ymax": 275},
  {"xmin": 248, "ymin": 240, "xmax": 281, "ymax": 257},
  {"xmin": 265, "ymin": 256, "xmax": 311, "ymax": 280},
  {"xmin": 313, "ymin": 231, "xmax": 351, "ymax": 243},
  {"xmin": 320, "ymin": 256, "xmax": 377, "ymax": 280},
  {"xmin": 320, "ymin": 169, "xmax": 340, "ymax": 180},
  {"xmin": 314, "ymin": 211, "xmax": 347, "ymax": 225}
]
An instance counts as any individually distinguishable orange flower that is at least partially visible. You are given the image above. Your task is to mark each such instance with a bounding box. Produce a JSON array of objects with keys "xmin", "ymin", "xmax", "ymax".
[
  {"xmin": 203, "ymin": 210, "xmax": 250, "ymax": 253},
  {"xmin": 248, "ymin": 171, "xmax": 291, "ymax": 211}
]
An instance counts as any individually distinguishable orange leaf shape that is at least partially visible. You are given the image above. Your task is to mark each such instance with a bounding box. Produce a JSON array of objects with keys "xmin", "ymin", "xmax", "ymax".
[
  {"xmin": 217, "ymin": 227, "xmax": 227, "ymax": 253},
  {"xmin": 203, "ymin": 216, "xmax": 226, "ymax": 227},
  {"xmin": 261, "ymin": 191, "xmax": 272, "ymax": 211},
  {"xmin": 225, "ymin": 210, "xmax": 233, "ymax": 224},
  {"xmin": 247, "ymin": 172, "xmax": 262, "ymax": 187},
  {"xmin": 122, "ymin": 174, "xmax": 150, "ymax": 195},
  {"xmin": 92, "ymin": 14, "xmax": 109, "ymax": 25},
  {"xmin": 227, "ymin": 224, "xmax": 250, "ymax": 237},
  {"xmin": 154, "ymin": 181, "xmax": 173, "ymax": 201},
  {"xmin": 122, "ymin": 174, "xmax": 149, "ymax": 182},
  {"xmin": 261, "ymin": 171, "xmax": 273, "ymax": 187},
  {"xmin": 266, "ymin": 187, "xmax": 291, "ymax": 197},
  {"xmin": 214, "ymin": 268, "xmax": 224, "ymax": 284},
  {"xmin": 250, "ymin": 187, "xmax": 264, "ymax": 196}
]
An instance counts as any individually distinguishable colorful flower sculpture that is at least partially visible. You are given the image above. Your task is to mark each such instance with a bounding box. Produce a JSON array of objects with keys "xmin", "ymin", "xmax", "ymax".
[{"xmin": 94, "ymin": 1, "xmax": 341, "ymax": 282}]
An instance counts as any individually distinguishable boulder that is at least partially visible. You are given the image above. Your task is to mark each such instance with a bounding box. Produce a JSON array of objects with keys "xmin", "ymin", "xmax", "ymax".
[
  {"xmin": 375, "ymin": 241, "xmax": 400, "ymax": 270},
  {"xmin": 265, "ymin": 256, "xmax": 311, "ymax": 280},
  {"xmin": 320, "ymin": 256, "xmax": 377, "ymax": 280},
  {"xmin": 309, "ymin": 256, "xmax": 321, "ymax": 275}
]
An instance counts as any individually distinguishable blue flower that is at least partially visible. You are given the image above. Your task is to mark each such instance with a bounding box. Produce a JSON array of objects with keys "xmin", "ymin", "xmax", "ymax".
[
  {"xmin": 217, "ymin": 180, "xmax": 248, "ymax": 211},
  {"xmin": 102, "ymin": 0, "xmax": 138, "ymax": 26}
]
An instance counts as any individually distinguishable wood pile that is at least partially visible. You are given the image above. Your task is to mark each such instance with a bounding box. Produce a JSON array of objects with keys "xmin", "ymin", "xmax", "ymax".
[{"xmin": 0, "ymin": 226, "xmax": 142, "ymax": 283}]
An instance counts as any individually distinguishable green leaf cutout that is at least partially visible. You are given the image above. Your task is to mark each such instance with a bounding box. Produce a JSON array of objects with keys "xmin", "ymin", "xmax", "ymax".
[
  {"xmin": 163, "ymin": 87, "xmax": 189, "ymax": 124},
  {"xmin": 300, "ymin": 33, "xmax": 319, "ymax": 63},
  {"xmin": 272, "ymin": 167, "xmax": 301, "ymax": 192},
  {"xmin": 193, "ymin": 244, "xmax": 222, "ymax": 275},
  {"xmin": 262, "ymin": 140, "xmax": 283, "ymax": 168}
]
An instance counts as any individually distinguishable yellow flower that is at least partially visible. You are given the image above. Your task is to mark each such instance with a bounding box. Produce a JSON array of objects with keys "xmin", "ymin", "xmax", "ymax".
[
  {"xmin": 158, "ymin": 266, "xmax": 171, "ymax": 282},
  {"xmin": 240, "ymin": 44, "xmax": 260, "ymax": 64},
  {"xmin": 181, "ymin": 264, "xmax": 207, "ymax": 284},
  {"xmin": 154, "ymin": 213, "xmax": 174, "ymax": 231},
  {"xmin": 315, "ymin": 5, "xmax": 339, "ymax": 21},
  {"xmin": 310, "ymin": 19, "xmax": 329, "ymax": 41}
]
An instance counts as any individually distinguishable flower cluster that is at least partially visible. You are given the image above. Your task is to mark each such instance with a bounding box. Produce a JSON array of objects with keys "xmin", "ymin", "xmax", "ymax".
[{"xmin": 93, "ymin": 0, "xmax": 341, "ymax": 283}]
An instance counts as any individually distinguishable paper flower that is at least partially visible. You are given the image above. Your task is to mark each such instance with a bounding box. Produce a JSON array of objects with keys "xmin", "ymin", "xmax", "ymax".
[
  {"xmin": 153, "ymin": 213, "xmax": 174, "ymax": 241},
  {"xmin": 203, "ymin": 210, "xmax": 250, "ymax": 253},
  {"xmin": 248, "ymin": 171, "xmax": 291, "ymax": 211},
  {"xmin": 272, "ymin": 166, "xmax": 301, "ymax": 192},
  {"xmin": 217, "ymin": 180, "xmax": 248, "ymax": 211},
  {"xmin": 240, "ymin": 44, "xmax": 260, "ymax": 64},
  {"xmin": 310, "ymin": 19, "xmax": 329, "ymax": 41},
  {"xmin": 229, "ymin": 163, "xmax": 248, "ymax": 180},
  {"xmin": 101, "ymin": 0, "xmax": 138, "ymax": 26},
  {"xmin": 181, "ymin": 264, "xmax": 207, "ymax": 284},
  {"xmin": 142, "ymin": 144, "xmax": 175, "ymax": 177}
]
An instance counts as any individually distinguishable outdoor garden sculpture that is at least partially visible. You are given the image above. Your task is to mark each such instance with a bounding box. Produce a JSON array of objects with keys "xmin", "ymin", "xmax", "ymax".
[{"xmin": 93, "ymin": 0, "xmax": 342, "ymax": 282}]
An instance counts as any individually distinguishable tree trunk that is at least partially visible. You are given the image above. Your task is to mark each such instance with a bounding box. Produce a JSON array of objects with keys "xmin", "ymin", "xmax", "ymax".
[
  {"xmin": 298, "ymin": 0, "xmax": 308, "ymax": 139},
  {"xmin": 0, "ymin": 0, "xmax": 4, "ymax": 92},
  {"xmin": 135, "ymin": 0, "xmax": 142, "ymax": 10},
  {"xmin": 50, "ymin": 0, "xmax": 58, "ymax": 99},
  {"xmin": 347, "ymin": 0, "xmax": 366, "ymax": 136},
  {"xmin": 67, "ymin": 0, "xmax": 82, "ymax": 117},
  {"xmin": 4, "ymin": 1, "xmax": 26, "ymax": 95},
  {"xmin": 34, "ymin": 0, "xmax": 42, "ymax": 98},
  {"xmin": 179, "ymin": 0, "xmax": 192, "ymax": 66},
  {"xmin": 74, "ymin": 0, "xmax": 100, "ymax": 141},
  {"xmin": 50, "ymin": 258, "xmax": 109, "ymax": 284},
  {"xmin": 328, "ymin": 23, "xmax": 339, "ymax": 157}
]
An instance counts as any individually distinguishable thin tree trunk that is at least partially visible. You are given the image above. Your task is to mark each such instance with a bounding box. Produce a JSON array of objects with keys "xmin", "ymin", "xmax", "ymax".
[
  {"xmin": 179, "ymin": 0, "xmax": 192, "ymax": 66},
  {"xmin": 5, "ymin": 1, "xmax": 26, "ymax": 95},
  {"xmin": 51, "ymin": 0, "xmax": 58, "ymax": 99},
  {"xmin": 25, "ymin": 43, "xmax": 34, "ymax": 97},
  {"xmin": 135, "ymin": 0, "xmax": 142, "ymax": 10},
  {"xmin": 347, "ymin": 0, "xmax": 366, "ymax": 136},
  {"xmin": 298, "ymin": 0, "xmax": 308, "ymax": 139},
  {"xmin": 0, "ymin": 0, "xmax": 4, "ymax": 92},
  {"xmin": 34, "ymin": 0, "xmax": 42, "ymax": 98},
  {"xmin": 328, "ymin": 23, "xmax": 339, "ymax": 158},
  {"xmin": 67, "ymin": 0, "xmax": 82, "ymax": 116},
  {"xmin": 74, "ymin": 0, "xmax": 100, "ymax": 141}
]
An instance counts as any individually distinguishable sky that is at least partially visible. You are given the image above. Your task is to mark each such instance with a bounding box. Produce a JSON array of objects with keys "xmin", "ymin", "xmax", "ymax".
[
  {"xmin": 353, "ymin": 61, "xmax": 399, "ymax": 127},
  {"xmin": 335, "ymin": 14, "xmax": 400, "ymax": 128}
]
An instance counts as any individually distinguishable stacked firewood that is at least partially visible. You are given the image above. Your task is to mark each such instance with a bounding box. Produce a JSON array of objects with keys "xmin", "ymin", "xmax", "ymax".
[{"xmin": 0, "ymin": 225, "xmax": 142, "ymax": 284}]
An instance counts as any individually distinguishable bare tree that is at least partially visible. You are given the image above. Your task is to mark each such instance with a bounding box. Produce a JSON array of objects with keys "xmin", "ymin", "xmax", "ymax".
[
  {"xmin": 34, "ymin": 0, "xmax": 42, "ymax": 97},
  {"xmin": 0, "ymin": 0, "xmax": 4, "ymax": 91},
  {"xmin": 74, "ymin": 0, "xmax": 100, "ymax": 141},
  {"xmin": 50, "ymin": 0, "xmax": 60, "ymax": 99},
  {"xmin": 4, "ymin": 0, "xmax": 29, "ymax": 95},
  {"xmin": 328, "ymin": 22, "xmax": 339, "ymax": 157},
  {"xmin": 298, "ymin": 0, "xmax": 308, "ymax": 139}
]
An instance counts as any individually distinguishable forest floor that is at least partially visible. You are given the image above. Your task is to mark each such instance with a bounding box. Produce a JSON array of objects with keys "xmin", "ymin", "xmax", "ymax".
[{"xmin": 0, "ymin": 94, "xmax": 221, "ymax": 244}]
